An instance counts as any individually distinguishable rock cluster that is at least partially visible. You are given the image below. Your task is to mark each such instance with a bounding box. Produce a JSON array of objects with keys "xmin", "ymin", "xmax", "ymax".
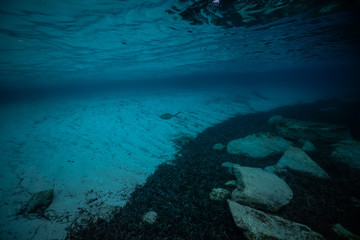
[
  {"xmin": 221, "ymin": 160, "xmax": 325, "ymax": 239},
  {"xmin": 271, "ymin": 116, "xmax": 359, "ymax": 170},
  {"xmin": 214, "ymin": 115, "xmax": 358, "ymax": 239},
  {"xmin": 275, "ymin": 118, "xmax": 352, "ymax": 142}
]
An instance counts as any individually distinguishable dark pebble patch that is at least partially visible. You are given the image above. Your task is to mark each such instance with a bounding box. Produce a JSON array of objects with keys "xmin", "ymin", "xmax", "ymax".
[{"xmin": 67, "ymin": 99, "xmax": 360, "ymax": 240}]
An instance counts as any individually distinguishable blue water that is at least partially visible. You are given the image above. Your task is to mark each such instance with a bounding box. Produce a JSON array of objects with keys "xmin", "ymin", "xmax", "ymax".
[
  {"xmin": 1, "ymin": 1, "xmax": 360, "ymax": 239},
  {"xmin": 0, "ymin": 1, "xmax": 359, "ymax": 94}
]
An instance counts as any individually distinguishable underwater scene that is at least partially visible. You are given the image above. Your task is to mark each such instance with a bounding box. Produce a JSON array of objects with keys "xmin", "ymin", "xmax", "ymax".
[{"xmin": 0, "ymin": 0, "xmax": 360, "ymax": 239}]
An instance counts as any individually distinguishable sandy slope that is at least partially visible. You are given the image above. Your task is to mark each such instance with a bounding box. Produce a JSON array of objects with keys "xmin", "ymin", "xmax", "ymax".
[{"xmin": 0, "ymin": 88, "xmax": 318, "ymax": 240}]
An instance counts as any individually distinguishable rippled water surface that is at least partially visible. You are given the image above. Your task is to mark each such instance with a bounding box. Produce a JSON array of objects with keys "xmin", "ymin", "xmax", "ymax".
[{"xmin": 0, "ymin": 0, "xmax": 359, "ymax": 87}]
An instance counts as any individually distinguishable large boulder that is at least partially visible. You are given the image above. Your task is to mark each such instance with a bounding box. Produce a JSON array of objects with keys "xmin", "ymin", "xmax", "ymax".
[
  {"xmin": 266, "ymin": 146, "xmax": 329, "ymax": 179},
  {"xmin": 222, "ymin": 163, "xmax": 293, "ymax": 212},
  {"xmin": 228, "ymin": 200, "xmax": 325, "ymax": 240},
  {"xmin": 227, "ymin": 133, "xmax": 291, "ymax": 158},
  {"xmin": 332, "ymin": 140, "xmax": 360, "ymax": 169},
  {"xmin": 275, "ymin": 118, "xmax": 352, "ymax": 142}
]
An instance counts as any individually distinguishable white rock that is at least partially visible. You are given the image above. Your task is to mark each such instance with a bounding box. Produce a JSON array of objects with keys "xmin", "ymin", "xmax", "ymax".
[
  {"xmin": 227, "ymin": 133, "xmax": 291, "ymax": 158},
  {"xmin": 142, "ymin": 211, "xmax": 158, "ymax": 224},
  {"xmin": 228, "ymin": 200, "xmax": 325, "ymax": 240},
  {"xmin": 209, "ymin": 188, "xmax": 230, "ymax": 201},
  {"xmin": 276, "ymin": 146, "xmax": 329, "ymax": 178},
  {"xmin": 227, "ymin": 164, "xmax": 293, "ymax": 212}
]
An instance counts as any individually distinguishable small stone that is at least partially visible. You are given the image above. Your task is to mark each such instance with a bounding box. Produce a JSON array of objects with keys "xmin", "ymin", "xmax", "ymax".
[
  {"xmin": 210, "ymin": 188, "xmax": 230, "ymax": 201},
  {"xmin": 142, "ymin": 211, "xmax": 158, "ymax": 224},
  {"xmin": 212, "ymin": 143, "xmax": 226, "ymax": 152},
  {"xmin": 26, "ymin": 189, "xmax": 54, "ymax": 214},
  {"xmin": 268, "ymin": 115, "xmax": 283, "ymax": 126},
  {"xmin": 263, "ymin": 165, "xmax": 277, "ymax": 175},
  {"xmin": 173, "ymin": 133, "xmax": 193, "ymax": 148},
  {"xmin": 224, "ymin": 180, "xmax": 237, "ymax": 187},
  {"xmin": 222, "ymin": 162, "xmax": 239, "ymax": 174},
  {"xmin": 302, "ymin": 141, "xmax": 316, "ymax": 152}
]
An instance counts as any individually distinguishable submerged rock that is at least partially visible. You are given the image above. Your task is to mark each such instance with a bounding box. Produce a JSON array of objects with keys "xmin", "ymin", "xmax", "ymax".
[
  {"xmin": 142, "ymin": 211, "xmax": 158, "ymax": 224},
  {"xmin": 302, "ymin": 140, "xmax": 316, "ymax": 152},
  {"xmin": 26, "ymin": 189, "xmax": 54, "ymax": 214},
  {"xmin": 269, "ymin": 146, "xmax": 329, "ymax": 179},
  {"xmin": 268, "ymin": 115, "xmax": 283, "ymax": 126},
  {"xmin": 332, "ymin": 140, "xmax": 360, "ymax": 169},
  {"xmin": 332, "ymin": 223, "xmax": 360, "ymax": 240},
  {"xmin": 228, "ymin": 200, "xmax": 325, "ymax": 240},
  {"xmin": 209, "ymin": 188, "xmax": 230, "ymax": 201},
  {"xmin": 223, "ymin": 163, "xmax": 293, "ymax": 212},
  {"xmin": 275, "ymin": 118, "xmax": 352, "ymax": 142},
  {"xmin": 222, "ymin": 162, "xmax": 238, "ymax": 173},
  {"xmin": 172, "ymin": 132, "xmax": 193, "ymax": 148},
  {"xmin": 227, "ymin": 133, "xmax": 291, "ymax": 158},
  {"xmin": 212, "ymin": 143, "xmax": 226, "ymax": 152},
  {"xmin": 224, "ymin": 180, "xmax": 237, "ymax": 187}
]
